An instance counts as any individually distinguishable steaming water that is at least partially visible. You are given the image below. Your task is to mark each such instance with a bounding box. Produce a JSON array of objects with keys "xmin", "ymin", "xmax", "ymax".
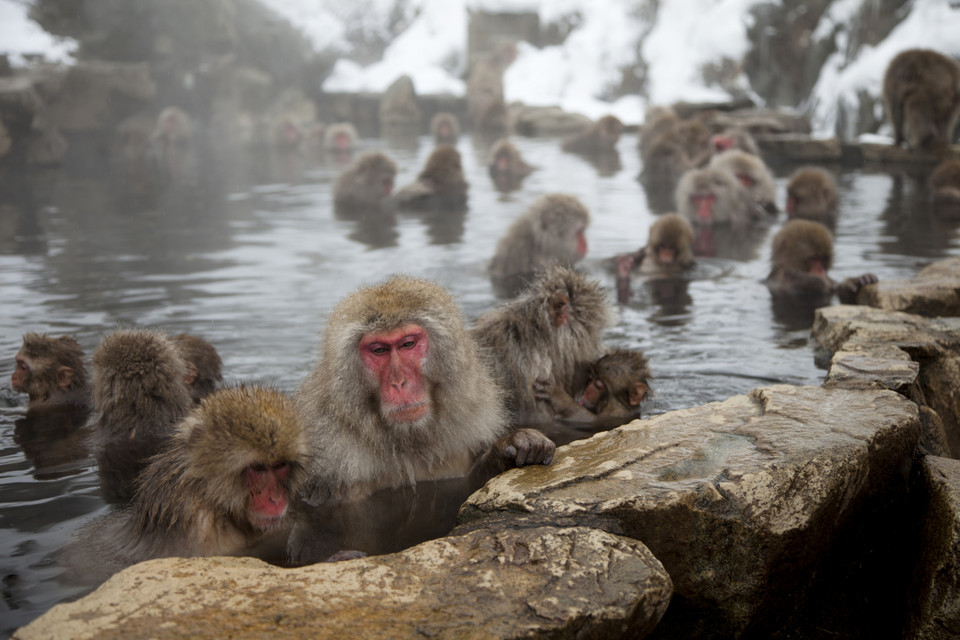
[{"xmin": 1, "ymin": 131, "xmax": 956, "ymax": 634}]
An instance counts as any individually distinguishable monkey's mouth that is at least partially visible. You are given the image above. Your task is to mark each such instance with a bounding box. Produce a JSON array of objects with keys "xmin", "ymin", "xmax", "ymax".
[
  {"xmin": 249, "ymin": 511, "xmax": 287, "ymax": 532},
  {"xmin": 384, "ymin": 402, "xmax": 429, "ymax": 424}
]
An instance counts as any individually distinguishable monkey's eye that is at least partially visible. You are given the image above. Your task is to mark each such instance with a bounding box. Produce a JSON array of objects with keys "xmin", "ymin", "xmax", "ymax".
[
  {"xmin": 400, "ymin": 339, "xmax": 418, "ymax": 349},
  {"xmin": 594, "ymin": 379, "xmax": 605, "ymax": 391},
  {"xmin": 370, "ymin": 345, "xmax": 390, "ymax": 355},
  {"xmin": 251, "ymin": 463, "xmax": 267, "ymax": 472}
]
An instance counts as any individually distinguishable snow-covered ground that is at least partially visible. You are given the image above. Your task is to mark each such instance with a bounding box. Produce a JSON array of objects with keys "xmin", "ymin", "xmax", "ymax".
[
  {"xmin": 0, "ymin": 0, "xmax": 75, "ymax": 64},
  {"xmin": 3, "ymin": 0, "xmax": 960, "ymax": 133}
]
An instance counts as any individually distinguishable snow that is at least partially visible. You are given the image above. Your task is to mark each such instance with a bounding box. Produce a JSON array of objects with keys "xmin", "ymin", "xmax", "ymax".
[
  {"xmin": 2, "ymin": 0, "xmax": 959, "ymax": 133},
  {"xmin": 808, "ymin": 0, "xmax": 960, "ymax": 136},
  {"xmin": 0, "ymin": 0, "xmax": 75, "ymax": 64}
]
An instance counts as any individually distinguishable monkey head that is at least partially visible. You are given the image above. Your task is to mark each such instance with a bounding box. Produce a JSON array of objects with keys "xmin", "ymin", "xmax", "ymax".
[
  {"xmin": 12, "ymin": 333, "xmax": 86, "ymax": 404},
  {"xmin": 771, "ymin": 219, "xmax": 834, "ymax": 275},
  {"xmin": 181, "ymin": 386, "xmax": 308, "ymax": 532}
]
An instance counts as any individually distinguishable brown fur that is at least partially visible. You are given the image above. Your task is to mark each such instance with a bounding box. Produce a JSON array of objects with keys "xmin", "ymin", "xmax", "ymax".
[
  {"xmin": 710, "ymin": 149, "xmax": 777, "ymax": 214},
  {"xmin": 711, "ymin": 127, "xmax": 760, "ymax": 156},
  {"xmin": 323, "ymin": 122, "xmax": 358, "ymax": 152},
  {"xmin": 431, "ymin": 112, "xmax": 461, "ymax": 145},
  {"xmin": 394, "ymin": 145, "xmax": 468, "ymax": 207},
  {"xmin": 765, "ymin": 220, "xmax": 875, "ymax": 306},
  {"xmin": 561, "ymin": 115, "xmax": 624, "ymax": 154},
  {"xmin": 883, "ymin": 49, "xmax": 960, "ymax": 151},
  {"xmin": 488, "ymin": 138, "xmax": 534, "ymax": 191},
  {"xmin": 333, "ymin": 151, "xmax": 398, "ymax": 208},
  {"xmin": 676, "ymin": 166, "xmax": 754, "ymax": 226},
  {"xmin": 472, "ymin": 266, "xmax": 616, "ymax": 422},
  {"xmin": 12, "ymin": 333, "xmax": 90, "ymax": 411},
  {"xmin": 489, "ymin": 193, "xmax": 591, "ymax": 296},
  {"xmin": 638, "ymin": 214, "xmax": 696, "ymax": 275},
  {"xmin": 931, "ymin": 158, "xmax": 960, "ymax": 203},
  {"xmin": 91, "ymin": 386, "xmax": 308, "ymax": 569},
  {"xmin": 466, "ymin": 42, "xmax": 516, "ymax": 132},
  {"xmin": 674, "ymin": 119, "xmax": 712, "ymax": 162},
  {"xmin": 91, "ymin": 329, "xmax": 194, "ymax": 503},
  {"xmin": 786, "ymin": 167, "xmax": 839, "ymax": 226},
  {"xmin": 638, "ymin": 106, "xmax": 679, "ymax": 156},
  {"xmin": 546, "ymin": 349, "xmax": 651, "ymax": 427},
  {"xmin": 295, "ymin": 275, "xmax": 513, "ymax": 505},
  {"xmin": 171, "ymin": 333, "xmax": 223, "ymax": 404}
]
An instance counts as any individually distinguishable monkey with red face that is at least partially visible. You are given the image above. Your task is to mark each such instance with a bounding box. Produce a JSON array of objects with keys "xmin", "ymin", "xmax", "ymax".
[{"xmin": 294, "ymin": 275, "xmax": 555, "ymax": 507}]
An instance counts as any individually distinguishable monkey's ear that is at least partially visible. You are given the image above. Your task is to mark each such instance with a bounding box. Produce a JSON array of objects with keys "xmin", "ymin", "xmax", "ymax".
[
  {"xmin": 183, "ymin": 363, "xmax": 198, "ymax": 386},
  {"xmin": 628, "ymin": 382, "xmax": 648, "ymax": 407},
  {"xmin": 56, "ymin": 366, "xmax": 75, "ymax": 389}
]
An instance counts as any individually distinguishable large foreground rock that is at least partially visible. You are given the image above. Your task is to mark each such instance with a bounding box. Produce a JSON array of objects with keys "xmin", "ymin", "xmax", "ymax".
[
  {"xmin": 459, "ymin": 385, "xmax": 920, "ymax": 637},
  {"xmin": 15, "ymin": 526, "xmax": 672, "ymax": 640},
  {"xmin": 910, "ymin": 456, "xmax": 960, "ymax": 639}
]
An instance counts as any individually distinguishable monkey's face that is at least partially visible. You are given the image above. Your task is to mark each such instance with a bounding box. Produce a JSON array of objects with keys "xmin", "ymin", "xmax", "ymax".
[
  {"xmin": 655, "ymin": 243, "xmax": 677, "ymax": 266},
  {"xmin": 11, "ymin": 352, "xmax": 30, "ymax": 393},
  {"xmin": 577, "ymin": 373, "xmax": 607, "ymax": 413},
  {"xmin": 244, "ymin": 462, "xmax": 292, "ymax": 531},
  {"xmin": 360, "ymin": 324, "xmax": 432, "ymax": 427}
]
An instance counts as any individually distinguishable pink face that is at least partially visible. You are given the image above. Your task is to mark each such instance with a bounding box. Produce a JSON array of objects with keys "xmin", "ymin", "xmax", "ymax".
[
  {"xmin": 336, "ymin": 132, "xmax": 351, "ymax": 151},
  {"xmin": 11, "ymin": 354, "xmax": 29, "ymax": 393},
  {"xmin": 576, "ymin": 229, "xmax": 588, "ymax": 259},
  {"xmin": 693, "ymin": 194, "xmax": 716, "ymax": 222},
  {"xmin": 657, "ymin": 246, "xmax": 676, "ymax": 265},
  {"xmin": 359, "ymin": 324, "xmax": 431, "ymax": 425},
  {"xmin": 808, "ymin": 258, "xmax": 827, "ymax": 277},
  {"xmin": 244, "ymin": 462, "xmax": 291, "ymax": 530},
  {"xmin": 735, "ymin": 172, "xmax": 755, "ymax": 188},
  {"xmin": 711, "ymin": 134, "xmax": 734, "ymax": 153},
  {"xmin": 578, "ymin": 376, "xmax": 606, "ymax": 412}
]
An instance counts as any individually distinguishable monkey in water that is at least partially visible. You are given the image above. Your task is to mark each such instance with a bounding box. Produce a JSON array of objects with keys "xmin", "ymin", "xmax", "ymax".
[
  {"xmin": 765, "ymin": 219, "xmax": 877, "ymax": 311},
  {"xmin": 11, "ymin": 333, "xmax": 90, "ymax": 413},
  {"xmin": 294, "ymin": 274, "xmax": 555, "ymax": 507},
  {"xmin": 472, "ymin": 266, "xmax": 616, "ymax": 425},
  {"xmin": 489, "ymin": 193, "xmax": 591, "ymax": 298},
  {"xmin": 69, "ymin": 386, "xmax": 311, "ymax": 579}
]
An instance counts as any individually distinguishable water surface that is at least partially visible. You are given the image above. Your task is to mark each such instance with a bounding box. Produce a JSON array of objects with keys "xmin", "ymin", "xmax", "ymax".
[{"xmin": 1, "ymin": 131, "xmax": 956, "ymax": 634}]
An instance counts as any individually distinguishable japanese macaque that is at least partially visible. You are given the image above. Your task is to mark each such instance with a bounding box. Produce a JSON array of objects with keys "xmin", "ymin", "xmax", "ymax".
[
  {"xmin": 710, "ymin": 127, "xmax": 760, "ymax": 157},
  {"xmin": 710, "ymin": 149, "xmax": 777, "ymax": 214},
  {"xmin": 488, "ymin": 138, "xmax": 534, "ymax": 191},
  {"xmin": 170, "ymin": 333, "xmax": 223, "ymax": 405},
  {"xmin": 640, "ymin": 120, "xmax": 713, "ymax": 214},
  {"xmin": 271, "ymin": 114, "xmax": 305, "ymax": 150},
  {"xmin": 467, "ymin": 42, "xmax": 516, "ymax": 133},
  {"xmin": 930, "ymin": 158, "xmax": 960, "ymax": 203},
  {"xmin": 673, "ymin": 119, "xmax": 712, "ymax": 163},
  {"xmin": 333, "ymin": 151, "xmax": 398, "ymax": 209},
  {"xmin": 537, "ymin": 348, "xmax": 651, "ymax": 436},
  {"xmin": 324, "ymin": 122, "xmax": 358, "ymax": 154},
  {"xmin": 883, "ymin": 48, "xmax": 960, "ymax": 151},
  {"xmin": 431, "ymin": 112, "xmax": 461, "ymax": 145},
  {"xmin": 561, "ymin": 115, "xmax": 624, "ymax": 154},
  {"xmin": 472, "ymin": 266, "xmax": 616, "ymax": 424},
  {"xmin": 786, "ymin": 167, "xmax": 839, "ymax": 227},
  {"xmin": 11, "ymin": 333, "xmax": 91, "ymax": 412},
  {"xmin": 379, "ymin": 75, "xmax": 422, "ymax": 128},
  {"xmin": 294, "ymin": 275, "xmax": 554, "ymax": 506},
  {"xmin": 393, "ymin": 145, "xmax": 468, "ymax": 208},
  {"xmin": 676, "ymin": 166, "xmax": 754, "ymax": 226},
  {"xmin": 638, "ymin": 106, "xmax": 679, "ymax": 157},
  {"xmin": 489, "ymin": 193, "xmax": 591, "ymax": 297},
  {"xmin": 612, "ymin": 214, "xmax": 695, "ymax": 303},
  {"xmin": 80, "ymin": 386, "xmax": 309, "ymax": 572},
  {"xmin": 91, "ymin": 329, "xmax": 194, "ymax": 504},
  {"xmin": 150, "ymin": 107, "xmax": 193, "ymax": 149},
  {"xmin": 765, "ymin": 220, "xmax": 878, "ymax": 308}
]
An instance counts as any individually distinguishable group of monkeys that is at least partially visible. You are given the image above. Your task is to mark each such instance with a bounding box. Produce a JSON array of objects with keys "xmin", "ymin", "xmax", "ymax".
[
  {"xmin": 10, "ymin": 262, "xmax": 652, "ymax": 575},
  {"xmin": 10, "ymin": 45, "xmax": 960, "ymax": 579}
]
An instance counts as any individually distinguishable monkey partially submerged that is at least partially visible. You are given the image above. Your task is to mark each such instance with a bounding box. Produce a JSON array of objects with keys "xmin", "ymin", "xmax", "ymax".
[
  {"xmin": 66, "ymin": 386, "xmax": 310, "ymax": 579},
  {"xmin": 765, "ymin": 220, "xmax": 877, "ymax": 326},
  {"xmin": 883, "ymin": 48, "xmax": 960, "ymax": 151},
  {"xmin": 11, "ymin": 333, "xmax": 91, "ymax": 413},
  {"xmin": 294, "ymin": 275, "xmax": 555, "ymax": 508}
]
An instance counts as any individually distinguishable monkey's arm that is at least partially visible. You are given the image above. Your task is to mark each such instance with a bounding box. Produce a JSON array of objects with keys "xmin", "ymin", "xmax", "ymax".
[
  {"xmin": 834, "ymin": 273, "xmax": 878, "ymax": 304},
  {"xmin": 533, "ymin": 378, "xmax": 592, "ymax": 421},
  {"xmin": 471, "ymin": 428, "xmax": 555, "ymax": 483},
  {"xmin": 612, "ymin": 250, "xmax": 644, "ymax": 303}
]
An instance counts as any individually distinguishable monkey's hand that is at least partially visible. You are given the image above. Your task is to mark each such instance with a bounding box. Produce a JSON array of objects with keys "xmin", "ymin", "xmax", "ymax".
[
  {"xmin": 836, "ymin": 273, "xmax": 878, "ymax": 304},
  {"xmin": 472, "ymin": 428, "xmax": 555, "ymax": 483},
  {"xmin": 498, "ymin": 428, "xmax": 555, "ymax": 467}
]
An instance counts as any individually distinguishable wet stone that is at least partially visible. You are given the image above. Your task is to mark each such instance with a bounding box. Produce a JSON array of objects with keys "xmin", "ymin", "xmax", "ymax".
[
  {"xmin": 14, "ymin": 526, "xmax": 672, "ymax": 640},
  {"xmin": 460, "ymin": 384, "xmax": 920, "ymax": 637}
]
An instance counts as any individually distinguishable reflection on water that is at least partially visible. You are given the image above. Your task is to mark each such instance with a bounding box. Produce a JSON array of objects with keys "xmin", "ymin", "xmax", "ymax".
[{"xmin": 1, "ymin": 131, "xmax": 959, "ymax": 634}]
